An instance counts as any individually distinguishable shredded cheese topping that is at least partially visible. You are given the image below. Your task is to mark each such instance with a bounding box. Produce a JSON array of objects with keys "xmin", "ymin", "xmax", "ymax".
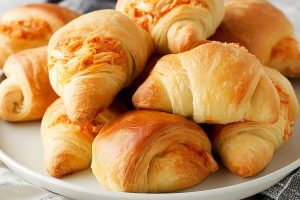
[
  {"xmin": 272, "ymin": 81, "xmax": 293, "ymax": 140},
  {"xmin": 0, "ymin": 18, "xmax": 51, "ymax": 40},
  {"xmin": 49, "ymin": 35, "xmax": 127, "ymax": 85},
  {"xmin": 124, "ymin": 0, "xmax": 208, "ymax": 31}
]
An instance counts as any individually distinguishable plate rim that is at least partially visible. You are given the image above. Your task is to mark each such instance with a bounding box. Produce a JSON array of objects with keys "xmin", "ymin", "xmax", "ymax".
[{"xmin": 1, "ymin": 147, "xmax": 299, "ymax": 200}]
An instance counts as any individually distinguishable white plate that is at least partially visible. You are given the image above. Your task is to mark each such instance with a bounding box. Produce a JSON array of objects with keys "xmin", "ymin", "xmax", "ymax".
[{"xmin": 0, "ymin": 78, "xmax": 300, "ymax": 200}]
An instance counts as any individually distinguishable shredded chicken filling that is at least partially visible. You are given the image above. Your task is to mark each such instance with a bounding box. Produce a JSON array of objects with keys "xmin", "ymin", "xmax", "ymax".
[
  {"xmin": 272, "ymin": 81, "xmax": 294, "ymax": 140},
  {"xmin": 49, "ymin": 35, "xmax": 127, "ymax": 85},
  {"xmin": 273, "ymin": 82, "xmax": 289, "ymax": 105},
  {"xmin": 283, "ymin": 111, "xmax": 293, "ymax": 141},
  {"xmin": 124, "ymin": 0, "xmax": 208, "ymax": 31},
  {"xmin": 48, "ymin": 114, "xmax": 104, "ymax": 141},
  {"xmin": 271, "ymin": 37, "xmax": 298, "ymax": 60},
  {"xmin": 0, "ymin": 18, "xmax": 51, "ymax": 40}
]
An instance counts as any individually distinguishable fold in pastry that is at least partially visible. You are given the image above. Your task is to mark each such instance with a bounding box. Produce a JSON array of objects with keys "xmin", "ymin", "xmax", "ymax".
[
  {"xmin": 211, "ymin": 67, "xmax": 299, "ymax": 177},
  {"xmin": 116, "ymin": 0, "xmax": 225, "ymax": 54},
  {"xmin": 211, "ymin": 0, "xmax": 300, "ymax": 77},
  {"xmin": 0, "ymin": 3, "xmax": 79, "ymax": 67},
  {"xmin": 41, "ymin": 98, "xmax": 126, "ymax": 178},
  {"xmin": 117, "ymin": 55, "xmax": 161, "ymax": 109},
  {"xmin": 48, "ymin": 9, "xmax": 153, "ymax": 123},
  {"xmin": 133, "ymin": 42, "xmax": 280, "ymax": 124},
  {"xmin": 0, "ymin": 46, "xmax": 57, "ymax": 121},
  {"xmin": 92, "ymin": 110, "xmax": 218, "ymax": 192}
]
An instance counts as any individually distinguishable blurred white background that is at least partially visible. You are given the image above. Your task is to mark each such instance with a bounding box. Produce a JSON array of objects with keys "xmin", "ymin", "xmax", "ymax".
[{"xmin": 0, "ymin": 0, "xmax": 42, "ymax": 14}]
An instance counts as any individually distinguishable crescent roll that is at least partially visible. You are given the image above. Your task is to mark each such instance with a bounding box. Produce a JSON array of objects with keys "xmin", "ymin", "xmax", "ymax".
[
  {"xmin": 92, "ymin": 110, "xmax": 218, "ymax": 192},
  {"xmin": 41, "ymin": 98, "xmax": 126, "ymax": 178},
  {"xmin": 211, "ymin": 0, "xmax": 300, "ymax": 77},
  {"xmin": 211, "ymin": 67, "xmax": 299, "ymax": 177},
  {"xmin": 0, "ymin": 3, "xmax": 79, "ymax": 67},
  {"xmin": 48, "ymin": 9, "xmax": 153, "ymax": 123},
  {"xmin": 0, "ymin": 46, "xmax": 57, "ymax": 121},
  {"xmin": 133, "ymin": 42, "xmax": 280, "ymax": 124},
  {"xmin": 116, "ymin": 0, "xmax": 225, "ymax": 54}
]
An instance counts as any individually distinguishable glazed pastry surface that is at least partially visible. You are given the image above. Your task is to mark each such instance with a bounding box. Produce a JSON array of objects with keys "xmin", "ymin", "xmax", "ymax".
[
  {"xmin": 0, "ymin": 46, "xmax": 57, "ymax": 121},
  {"xmin": 133, "ymin": 42, "xmax": 280, "ymax": 124},
  {"xmin": 92, "ymin": 110, "xmax": 218, "ymax": 192},
  {"xmin": 116, "ymin": 0, "xmax": 225, "ymax": 54},
  {"xmin": 41, "ymin": 98, "xmax": 126, "ymax": 178},
  {"xmin": 211, "ymin": 67, "xmax": 299, "ymax": 177},
  {"xmin": 48, "ymin": 9, "xmax": 153, "ymax": 123},
  {"xmin": 211, "ymin": 0, "xmax": 300, "ymax": 77}
]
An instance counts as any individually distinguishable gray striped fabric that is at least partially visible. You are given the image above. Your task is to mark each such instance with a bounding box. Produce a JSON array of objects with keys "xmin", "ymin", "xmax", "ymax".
[
  {"xmin": 58, "ymin": 0, "xmax": 116, "ymax": 13},
  {"xmin": 0, "ymin": 161, "xmax": 69, "ymax": 200},
  {"xmin": 262, "ymin": 168, "xmax": 300, "ymax": 200},
  {"xmin": 244, "ymin": 168, "xmax": 300, "ymax": 200}
]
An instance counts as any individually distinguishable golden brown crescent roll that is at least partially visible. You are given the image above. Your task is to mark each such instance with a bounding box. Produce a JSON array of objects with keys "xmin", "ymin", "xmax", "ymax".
[
  {"xmin": 92, "ymin": 110, "xmax": 218, "ymax": 192},
  {"xmin": 48, "ymin": 9, "xmax": 153, "ymax": 123},
  {"xmin": 41, "ymin": 98, "xmax": 126, "ymax": 178},
  {"xmin": 133, "ymin": 42, "xmax": 280, "ymax": 124},
  {"xmin": 211, "ymin": 67, "xmax": 299, "ymax": 177},
  {"xmin": 211, "ymin": 0, "xmax": 300, "ymax": 77},
  {"xmin": 116, "ymin": 0, "xmax": 225, "ymax": 54},
  {"xmin": 0, "ymin": 46, "xmax": 57, "ymax": 121},
  {"xmin": 0, "ymin": 3, "xmax": 79, "ymax": 67}
]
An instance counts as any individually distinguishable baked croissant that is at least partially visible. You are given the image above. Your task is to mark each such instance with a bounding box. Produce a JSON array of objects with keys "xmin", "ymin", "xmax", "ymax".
[
  {"xmin": 133, "ymin": 42, "xmax": 280, "ymax": 124},
  {"xmin": 41, "ymin": 98, "xmax": 126, "ymax": 178},
  {"xmin": 92, "ymin": 110, "xmax": 218, "ymax": 192},
  {"xmin": 48, "ymin": 9, "xmax": 153, "ymax": 123},
  {"xmin": 211, "ymin": 0, "xmax": 300, "ymax": 77},
  {"xmin": 0, "ymin": 46, "xmax": 57, "ymax": 121},
  {"xmin": 211, "ymin": 67, "xmax": 299, "ymax": 177},
  {"xmin": 116, "ymin": 0, "xmax": 225, "ymax": 54},
  {"xmin": 0, "ymin": 3, "xmax": 79, "ymax": 67}
]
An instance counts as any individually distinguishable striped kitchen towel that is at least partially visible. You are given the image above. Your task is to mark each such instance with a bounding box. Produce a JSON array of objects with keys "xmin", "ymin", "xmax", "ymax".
[{"xmin": 47, "ymin": 0, "xmax": 117, "ymax": 13}]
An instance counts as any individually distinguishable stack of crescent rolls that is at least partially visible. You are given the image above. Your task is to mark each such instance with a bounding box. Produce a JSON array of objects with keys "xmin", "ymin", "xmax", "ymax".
[{"xmin": 0, "ymin": 0, "xmax": 299, "ymax": 193}]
